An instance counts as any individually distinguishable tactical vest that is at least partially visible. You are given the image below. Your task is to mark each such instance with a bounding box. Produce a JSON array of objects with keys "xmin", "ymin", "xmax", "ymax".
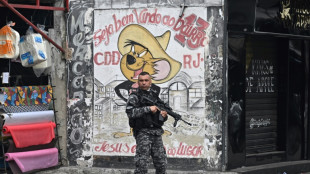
[{"xmin": 129, "ymin": 89, "xmax": 164, "ymax": 130}]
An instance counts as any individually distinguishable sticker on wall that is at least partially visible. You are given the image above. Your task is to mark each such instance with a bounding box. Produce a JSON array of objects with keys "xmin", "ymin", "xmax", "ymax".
[{"xmin": 93, "ymin": 7, "xmax": 209, "ymax": 158}]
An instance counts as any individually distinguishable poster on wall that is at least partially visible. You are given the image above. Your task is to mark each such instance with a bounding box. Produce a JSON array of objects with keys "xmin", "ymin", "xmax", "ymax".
[{"xmin": 93, "ymin": 7, "xmax": 209, "ymax": 158}]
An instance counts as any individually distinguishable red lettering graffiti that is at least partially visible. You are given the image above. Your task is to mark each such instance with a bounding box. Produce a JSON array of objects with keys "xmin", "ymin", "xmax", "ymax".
[
  {"xmin": 94, "ymin": 52, "xmax": 104, "ymax": 65},
  {"xmin": 93, "ymin": 24, "xmax": 114, "ymax": 46},
  {"xmin": 131, "ymin": 145, "xmax": 136, "ymax": 154},
  {"xmin": 94, "ymin": 141, "xmax": 109, "ymax": 152},
  {"xmin": 95, "ymin": 9, "xmax": 210, "ymax": 49},
  {"xmin": 176, "ymin": 142, "xmax": 203, "ymax": 157},
  {"xmin": 94, "ymin": 51, "xmax": 121, "ymax": 66},
  {"xmin": 183, "ymin": 55, "xmax": 192, "ymax": 69},
  {"xmin": 113, "ymin": 14, "xmax": 134, "ymax": 33},
  {"xmin": 183, "ymin": 53, "xmax": 204, "ymax": 69},
  {"xmin": 167, "ymin": 142, "xmax": 203, "ymax": 157},
  {"xmin": 167, "ymin": 148, "xmax": 176, "ymax": 156},
  {"xmin": 94, "ymin": 141, "xmax": 135, "ymax": 154},
  {"xmin": 133, "ymin": 9, "xmax": 163, "ymax": 25},
  {"xmin": 94, "ymin": 13, "xmax": 134, "ymax": 47},
  {"xmin": 173, "ymin": 14, "xmax": 209, "ymax": 49},
  {"xmin": 94, "ymin": 141, "xmax": 202, "ymax": 157}
]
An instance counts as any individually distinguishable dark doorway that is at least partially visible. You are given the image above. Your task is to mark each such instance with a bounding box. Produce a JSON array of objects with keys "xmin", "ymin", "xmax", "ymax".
[{"xmin": 227, "ymin": 33, "xmax": 310, "ymax": 168}]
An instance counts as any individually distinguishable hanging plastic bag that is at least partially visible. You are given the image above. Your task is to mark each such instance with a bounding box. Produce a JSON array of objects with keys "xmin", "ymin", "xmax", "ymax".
[
  {"xmin": 0, "ymin": 21, "xmax": 20, "ymax": 59},
  {"xmin": 33, "ymin": 40, "xmax": 52, "ymax": 77},
  {"xmin": 19, "ymin": 26, "xmax": 47, "ymax": 67},
  {"xmin": 32, "ymin": 24, "xmax": 51, "ymax": 77}
]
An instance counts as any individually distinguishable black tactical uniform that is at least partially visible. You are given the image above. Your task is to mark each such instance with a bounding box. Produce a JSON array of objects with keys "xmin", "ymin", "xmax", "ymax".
[{"xmin": 126, "ymin": 88, "xmax": 167, "ymax": 174}]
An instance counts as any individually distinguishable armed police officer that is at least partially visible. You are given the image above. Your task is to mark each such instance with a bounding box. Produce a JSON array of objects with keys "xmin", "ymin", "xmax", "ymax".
[{"xmin": 126, "ymin": 71, "xmax": 168, "ymax": 174}]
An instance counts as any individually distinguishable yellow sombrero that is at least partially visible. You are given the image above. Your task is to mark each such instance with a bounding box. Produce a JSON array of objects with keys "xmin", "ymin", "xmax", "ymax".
[{"xmin": 117, "ymin": 24, "xmax": 181, "ymax": 83}]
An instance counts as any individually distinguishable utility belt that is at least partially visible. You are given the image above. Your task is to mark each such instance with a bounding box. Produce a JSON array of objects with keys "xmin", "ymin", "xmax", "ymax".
[
  {"xmin": 133, "ymin": 123, "xmax": 164, "ymax": 137},
  {"xmin": 135, "ymin": 114, "xmax": 162, "ymax": 128}
]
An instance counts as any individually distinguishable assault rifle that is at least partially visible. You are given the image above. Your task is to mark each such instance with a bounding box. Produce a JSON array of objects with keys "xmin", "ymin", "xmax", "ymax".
[{"xmin": 141, "ymin": 95, "xmax": 192, "ymax": 127}]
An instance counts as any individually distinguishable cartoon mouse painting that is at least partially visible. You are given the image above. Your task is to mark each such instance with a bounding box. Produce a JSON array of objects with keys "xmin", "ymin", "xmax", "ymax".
[{"xmin": 115, "ymin": 24, "xmax": 181, "ymax": 101}]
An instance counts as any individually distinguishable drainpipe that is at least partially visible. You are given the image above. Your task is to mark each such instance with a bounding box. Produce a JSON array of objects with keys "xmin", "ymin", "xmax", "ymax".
[{"xmin": 0, "ymin": 0, "xmax": 65, "ymax": 53}]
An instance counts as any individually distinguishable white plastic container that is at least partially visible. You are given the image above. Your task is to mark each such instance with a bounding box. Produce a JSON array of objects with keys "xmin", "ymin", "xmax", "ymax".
[
  {"xmin": 32, "ymin": 40, "xmax": 52, "ymax": 77},
  {"xmin": 19, "ymin": 33, "xmax": 47, "ymax": 67}
]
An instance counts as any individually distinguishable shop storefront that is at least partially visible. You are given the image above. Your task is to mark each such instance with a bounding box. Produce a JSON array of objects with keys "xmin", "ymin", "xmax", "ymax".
[
  {"xmin": 227, "ymin": 0, "xmax": 310, "ymax": 171},
  {"xmin": 0, "ymin": 1, "xmax": 67, "ymax": 173}
]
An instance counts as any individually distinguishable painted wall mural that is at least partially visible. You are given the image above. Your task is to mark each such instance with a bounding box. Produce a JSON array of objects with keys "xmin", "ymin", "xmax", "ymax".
[{"xmin": 93, "ymin": 7, "xmax": 209, "ymax": 158}]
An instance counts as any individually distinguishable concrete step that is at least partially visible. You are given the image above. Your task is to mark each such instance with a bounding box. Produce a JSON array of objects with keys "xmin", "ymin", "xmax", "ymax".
[
  {"xmin": 34, "ymin": 167, "xmax": 238, "ymax": 174},
  {"xmin": 230, "ymin": 160, "xmax": 310, "ymax": 174}
]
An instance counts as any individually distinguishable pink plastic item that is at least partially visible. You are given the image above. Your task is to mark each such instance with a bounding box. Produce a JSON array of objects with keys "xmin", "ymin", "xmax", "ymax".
[{"xmin": 5, "ymin": 148, "xmax": 58, "ymax": 172}]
